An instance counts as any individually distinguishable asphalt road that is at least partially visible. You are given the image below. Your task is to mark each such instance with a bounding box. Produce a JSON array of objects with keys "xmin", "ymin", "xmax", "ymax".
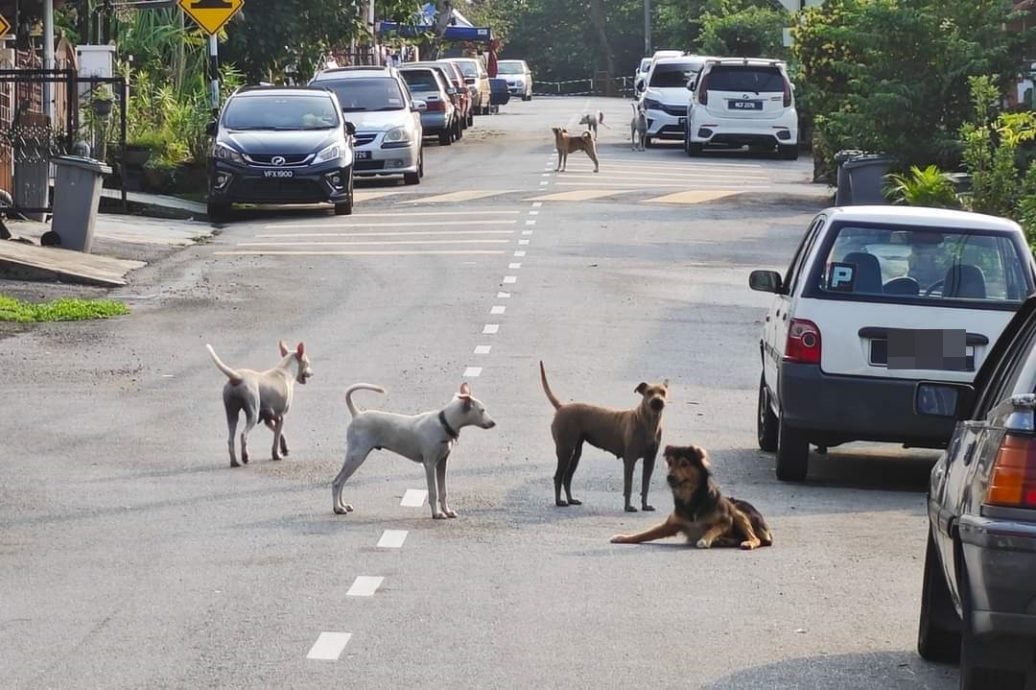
[{"xmin": 0, "ymin": 97, "xmax": 957, "ymax": 689}]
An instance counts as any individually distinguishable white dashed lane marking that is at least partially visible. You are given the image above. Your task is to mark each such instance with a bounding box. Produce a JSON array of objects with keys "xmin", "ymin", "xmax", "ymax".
[
  {"xmin": 401, "ymin": 489, "xmax": 427, "ymax": 507},
  {"xmin": 474, "ymin": 345, "xmax": 492, "ymax": 354},
  {"xmin": 377, "ymin": 530, "xmax": 408, "ymax": 549},
  {"xmin": 483, "ymin": 324, "xmax": 500, "ymax": 334},
  {"xmin": 347, "ymin": 576, "xmax": 384, "ymax": 597},
  {"xmin": 463, "ymin": 366, "xmax": 483, "ymax": 377},
  {"xmin": 307, "ymin": 632, "xmax": 352, "ymax": 660},
  {"xmin": 491, "ymin": 306, "xmax": 506, "ymax": 314},
  {"xmin": 502, "ymin": 276, "xmax": 518, "ymax": 284},
  {"xmin": 508, "ymin": 263, "xmax": 522, "ymax": 269},
  {"xmin": 518, "ymin": 239, "xmax": 530, "ymax": 245}
]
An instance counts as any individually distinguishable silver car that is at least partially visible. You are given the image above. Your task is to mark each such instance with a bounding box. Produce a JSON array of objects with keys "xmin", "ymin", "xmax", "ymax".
[
  {"xmin": 399, "ymin": 66, "xmax": 458, "ymax": 146},
  {"xmin": 310, "ymin": 66, "xmax": 425, "ymax": 185},
  {"xmin": 497, "ymin": 59, "xmax": 533, "ymax": 101},
  {"xmin": 445, "ymin": 57, "xmax": 490, "ymax": 116}
]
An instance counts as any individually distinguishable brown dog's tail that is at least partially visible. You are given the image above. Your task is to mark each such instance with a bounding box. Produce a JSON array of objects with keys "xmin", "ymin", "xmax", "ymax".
[
  {"xmin": 539, "ymin": 361, "xmax": 562, "ymax": 410},
  {"xmin": 345, "ymin": 383, "xmax": 386, "ymax": 418},
  {"xmin": 206, "ymin": 344, "xmax": 243, "ymax": 384}
]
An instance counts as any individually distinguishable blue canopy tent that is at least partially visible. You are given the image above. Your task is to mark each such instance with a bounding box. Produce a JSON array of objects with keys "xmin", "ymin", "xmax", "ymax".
[{"xmin": 377, "ymin": 3, "xmax": 493, "ymax": 43}]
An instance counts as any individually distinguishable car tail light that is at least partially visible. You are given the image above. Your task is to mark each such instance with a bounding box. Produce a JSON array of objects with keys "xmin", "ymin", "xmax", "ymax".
[
  {"xmin": 698, "ymin": 75, "xmax": 709, "ymax": 105},
  {"xmin": 784, "ymin": 319, "xmax": 821, "ymax": 365},
  {"xmin": 783, "ymin": 80, "xmax": 792, "ymax": 108},
  {"xmin": 426, "ymin": 99, "xmax": 447, "ymax": 112},
  {"xmin": 986, "ymin": 434, "xmax": 1036, "ymax": 509}
]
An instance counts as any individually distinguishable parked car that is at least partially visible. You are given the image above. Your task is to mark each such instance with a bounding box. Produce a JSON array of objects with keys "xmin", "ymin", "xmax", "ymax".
[
  {"xmin": 399, "ymin": 66, "xmax": 459, "ymax": 145},
  {"xmin": 749, "ymin": 206, "xmax": 1036, "ymax": 481},
  {"xmin": 914, "ymin": 294, "xmax": 1036, "ymax": 689},
  {"xmin": 412, "ymin": 60, "xmax": 471, "ymax": 131},
  {"xmin": 633, "ymin": 57, "xmax": 652, "ymax": 93},
  {"xmin": 497, "ymin": 59, "xmax": 533, "ymax": 100},
  {"xmin": 309, "ymin": 66, "xmax": 424, "ymax": 185},
  {"xmin": 686, "ymin": 57, "xmax": 798, "ymax": 159},
  {"xmin": 637, "ymin": 54, "xmax": 716, "ymax": 147},
  {"xmin": 206, "ymin": 85, "xmax": 356, "ymax": 220},
  {"xmin": 445, "ymin": 57, "xmax": 491, "ymax": 116}
]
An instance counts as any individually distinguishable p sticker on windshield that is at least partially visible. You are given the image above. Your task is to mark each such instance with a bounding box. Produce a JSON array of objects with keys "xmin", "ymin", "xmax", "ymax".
[
  {"xmin": 389, "ymin": 97, "xmax": 402, "ymax": 105},
  {"xmin": 827, "ymin": 262, "xmax": 855, "ymax": 291}
]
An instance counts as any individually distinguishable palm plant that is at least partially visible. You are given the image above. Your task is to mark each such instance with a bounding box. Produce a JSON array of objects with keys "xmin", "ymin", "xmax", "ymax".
[{"xmin": 885, "ymin": 165, "xmax": 961, "ymax": 209}]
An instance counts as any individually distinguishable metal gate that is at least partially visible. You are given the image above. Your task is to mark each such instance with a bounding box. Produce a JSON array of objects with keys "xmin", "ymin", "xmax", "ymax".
[{"xmin": 0, "ymin": 68, "xmax": 127, "ymax": 216}]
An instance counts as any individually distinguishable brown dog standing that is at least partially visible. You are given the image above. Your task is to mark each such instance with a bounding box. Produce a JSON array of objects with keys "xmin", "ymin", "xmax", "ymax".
[
  {"xmin": 611, "ymin": 444, "xmax": 773, "ymax": 549},
  {"xmin": 540, "ymin": 361, "xmax": 668, "ymax": 512},
  {"xmin": 552, "ymin": 127, "xmax": 600, "ymax": 173}
]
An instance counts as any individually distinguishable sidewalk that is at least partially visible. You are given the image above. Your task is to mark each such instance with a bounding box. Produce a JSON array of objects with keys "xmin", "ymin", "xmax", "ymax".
[{"xmin": 0, "ymin": 193, "xmax": 211, "ymax": 287}]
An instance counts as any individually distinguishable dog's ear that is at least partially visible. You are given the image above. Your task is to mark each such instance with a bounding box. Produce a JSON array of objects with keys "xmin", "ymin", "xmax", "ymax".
[
  {"xmin": 459, "ymin": 382, "xmax": 471, "ymax": 397},
  {"xmin": 635, "ymin": 382, "xmax": 648, "ymax": 395},
  {"xmin": 278, "ymin": 341, "xmax": 290, "ymax": 357},
  {"xmin": 694, "ymin": 446, "xmax": 711, "ymax": 469},
  {"xmin": 296, "ymin": 342, "xmax": 305, "ymax": 357},
  {"xmin": 662, "ymin": 378, "xmax": 670, "ymax": 389}
]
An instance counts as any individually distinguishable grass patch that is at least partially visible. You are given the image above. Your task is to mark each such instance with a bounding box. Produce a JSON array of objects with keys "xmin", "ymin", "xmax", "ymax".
[{"xmin": 0, "ymin": 294, "xmax": 130, "ymax": 323}]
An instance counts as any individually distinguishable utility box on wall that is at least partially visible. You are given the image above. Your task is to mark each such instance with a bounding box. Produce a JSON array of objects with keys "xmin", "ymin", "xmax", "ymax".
[{"xmin": 75, "ymin": 45, "xmax": 117, "ymax": 100}]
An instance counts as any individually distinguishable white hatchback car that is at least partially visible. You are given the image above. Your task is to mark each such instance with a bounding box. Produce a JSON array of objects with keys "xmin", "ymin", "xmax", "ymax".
[
  {"xmin": 750, "ymin": 206, "xmax": 1036, "ymax": 481},
  {"xmin": 638, "ymin": 54, "xmax": 716, "ymax": 146},
  {"xmin": 686, "ymin": 58, "xmax": 798, "ymax": 159}
]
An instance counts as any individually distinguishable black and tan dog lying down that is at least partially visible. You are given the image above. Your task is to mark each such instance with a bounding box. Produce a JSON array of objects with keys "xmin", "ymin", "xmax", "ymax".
[{"xmin": 611, "ymin": 444, "xmax": 773, "ymax": 550}]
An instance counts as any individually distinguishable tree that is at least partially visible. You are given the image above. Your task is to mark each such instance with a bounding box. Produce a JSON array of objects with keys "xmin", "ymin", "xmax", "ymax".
[{"xmin": 699, "ymin": 6, "xmax": 790, "ymax": 58}]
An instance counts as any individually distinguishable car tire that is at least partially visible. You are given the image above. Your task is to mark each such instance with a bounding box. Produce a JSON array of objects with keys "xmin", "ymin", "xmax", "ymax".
[
  {"xmin": 644, "ymin": 136, "xmax": 653, "ymax": 149},
  {"xmin": 454, "ymin": 119, "xmax": 463, "ymax": 140},
  {"xmin": 917, "ymin": 529, "xmax": 961, "ymax": 663},
  {"xmin": 757, "ymin": 375, "xmax": 778, "ymax": 452},
  {"xmin": 467, "ymin": 111, "xmax": 474, "ymax": 127},
  {"xmin": 207, "ymin": 200, "xmax": 230, "ymax": 222},
  {"xmin": 687, "ymin": 141, "xmax": 703, "ymax": 157},
  {"xmin": 404, "ymin": 151, "xmax": 423, "ymax": 185},
  {"xmin": 779, "ymin": 144, "xmax": 799, "ymax": 160},
  {"xmin": 958, "ymin": 562, "xmax": 1028, "ymax": 690},
  {"xmin": 775, "ymin": 415, "xmax": 809, "ymax": 482},
  {"xmin": 439, "ymin": 129, "xmax": 452, "ymax": 146}
]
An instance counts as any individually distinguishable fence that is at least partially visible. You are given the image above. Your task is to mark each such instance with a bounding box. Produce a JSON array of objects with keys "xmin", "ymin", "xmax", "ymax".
[{"xmin": 533, "ymin": 75, "xmax": 638, "ymax": 99}]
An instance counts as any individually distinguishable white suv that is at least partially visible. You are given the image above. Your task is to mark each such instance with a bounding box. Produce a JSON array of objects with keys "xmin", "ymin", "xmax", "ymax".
[
  {"xmin": 750, "ymin": 206, "xmax": 1036, "ymax": 481},
  {"xmin": 637, "ymin": 54, "xmax": 715, "ymax": 147},
  {"xmin": 686, "ymin": 58, "xmax": 798, "ymax": 159}
]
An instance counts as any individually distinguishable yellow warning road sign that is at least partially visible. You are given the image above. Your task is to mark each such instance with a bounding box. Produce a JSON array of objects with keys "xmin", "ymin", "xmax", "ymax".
[
  {"xmin": 0, "ymin": 13, "xmax": 11, "ymax": 38},
  {"xmin": 178, "ymin": 0, "xmax": 244, "ymax": 35}
]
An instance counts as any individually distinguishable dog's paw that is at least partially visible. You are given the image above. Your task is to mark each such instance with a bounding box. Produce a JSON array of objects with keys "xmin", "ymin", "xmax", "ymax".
[
  {"xmin": 740, "ymin": 540, "xmax": 760, "ymax": 551},
  {"xmin": 432, "ymin": 511, "xmax": 448, "ymax": 520},
  {"xmin": 642, "ymin": 504, "xmax": 656, "ymax": 512},
  {"xmin": 696, "ymin": 538, "xmax": 712, "ymax": 549},
  {"xmin": 444, "ymin": 509, "xmax": 458, "ymax": 518},
  {"xmin": 624, "ymin": 505, "xmax": 639, "ymax": 513},
  {"xmin": 556, "ymin": 500, "xmax": 569, "ymax": 507},
  {"xmin": 567, "ymin": 498, "xmax": 582, "ymax": 506},
  {"xmin": 230, "ymin": 460, "xmax": 241, "ymax": 468},
  {"xmin": 272, "ymin": 454, "xmax": 282, "ymax": 461},
  {"xmin": 333, "ymin": 504, "xmax": 351, "ymax": 515},
  {"xmin": 610, "ymin": 535, "xmax": 629, "ymax": 544}
]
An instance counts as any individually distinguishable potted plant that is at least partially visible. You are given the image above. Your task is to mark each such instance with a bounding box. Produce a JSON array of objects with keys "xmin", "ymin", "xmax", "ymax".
[{"xmin": 90, "ymin": 84, "xmax": 114, "ymax": 119}]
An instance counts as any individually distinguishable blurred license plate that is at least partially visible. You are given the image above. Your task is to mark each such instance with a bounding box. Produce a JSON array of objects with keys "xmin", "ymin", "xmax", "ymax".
[
  {"xmin": 355, "ymin": 151, "xmax": 372, "ymax": 160},
  {"xmin": 869, "ymin": 329, "xmax": 972, "ymax": 371},
  {"xmin": 263, "ymin": 170, "xmax": 294, "ymax": 178},
  {"xmin": 730, "ymin": 100, "xmax": 762, "ymax": 111}
]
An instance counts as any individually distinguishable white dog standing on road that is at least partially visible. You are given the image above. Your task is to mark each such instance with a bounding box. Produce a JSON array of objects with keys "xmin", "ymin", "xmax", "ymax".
[
  {"xmin": 630, "ymin": 102, "xmax": 647, "ymax": 151},
  {"xmin": 331, "ymin": 382, "xmax": 497, "ymax": 519}
]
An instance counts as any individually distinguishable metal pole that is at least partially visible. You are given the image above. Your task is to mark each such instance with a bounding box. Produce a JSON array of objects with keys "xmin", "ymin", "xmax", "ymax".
[
  {"xmin": 369, "ymin": 0, "xmax": 378, "ymax": 66},
  {"xmin": 643, "ymin": 0, "xmax": 651, "ymax": 55},
  {"xmin": 43, "ymin": 0, "xmax": 55, "ymax": 122},
  {"xmin": 209, "ymin": 33, "xmax": 219, "ymax": 116}
]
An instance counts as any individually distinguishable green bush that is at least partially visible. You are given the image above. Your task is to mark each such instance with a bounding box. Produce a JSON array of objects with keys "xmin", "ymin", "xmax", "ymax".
[
  {"xmin": 0, "ymin": 295, "xmax": 129, "ymax": 322},
  {"xmin": 885, "ymin": 165, "xmax": 960, "ymax": 208},
  {"xmin": 699, "ymin": 6, "xmax": 790, "ymax": 58}
]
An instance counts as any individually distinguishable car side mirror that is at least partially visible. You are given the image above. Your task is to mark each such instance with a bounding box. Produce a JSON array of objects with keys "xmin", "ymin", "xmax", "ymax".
[
  {"xmin": 636, "ymin": 82, "xmax": 646, "ymax": 93},
  {"xmin": 413, "ymin": 100, "xmax": 427, "ymax": 112},
  {"xmin": 749, "ymin": 270, "xmax": 783, "ymax": 294},
  {"xmin": 206, "ymin": 120, "xmax": 217, "ymax": 137},
  {"xmin": 345, "ymin": 121, "xmax": 356, "ymax": 136},
  {"xmin": 686, "ymin": 79, "xmax": 697, "ymax": 91},
  {"xmin": 914, "ymin": 381, "xmax": 974, "ymax": 420}
]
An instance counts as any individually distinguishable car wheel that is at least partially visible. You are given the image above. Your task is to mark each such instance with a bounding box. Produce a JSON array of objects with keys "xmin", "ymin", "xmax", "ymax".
[
  {"xmin": 959, "ymin": 562, "xmax": 1028, "ymax": 690},
  {"xmin": 779, "ymin": 144, "xmax": 799, "ymax": 160},
  {"xmin": 207, "ymin": 200, "xmax": 230, "ymax": 222},
  {"xmin": 404, "ymin": 151, "xmax": 423, "ymax": 185},
  {"xmin": 454, "ymin": 119, "xmax": 463, "ymax": 140},
  {"xmin": 757, "ymin": 375, "xmax": 778, "ymax": 452},
  {"xmin": 687, "ymin": 141, "xmax": 703, "ymax": 157},
  {"xmin": 333, "ymin": 173, "xmax": 354, "ymax": 216},
  {"xmin": 775, "ymin": 414, "xmax": 809, "ymax": 482},
  {"xmin": 917, "ymin": 529, "xmax": 961, "ymax": 663},
  {"xmin": 644, "ymin": 136, "xmax": 653, "ymax": 149},
  {"xmin": 467, "ymin": 111, "xmax": 474, "ymax": 127},
  {"xmin": 438, "ymin": 128, "xmax": 452, "ymax": 146}
]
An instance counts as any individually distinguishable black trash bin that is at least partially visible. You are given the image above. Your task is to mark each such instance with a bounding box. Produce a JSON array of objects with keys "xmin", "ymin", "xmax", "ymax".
[{"xmin": 835, "ymin": 150, "xmax": 894, "ymax": 206}]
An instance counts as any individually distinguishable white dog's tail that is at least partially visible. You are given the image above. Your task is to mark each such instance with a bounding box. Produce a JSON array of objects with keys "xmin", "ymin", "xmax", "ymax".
[
  {"xmin": 345, "ymin": 383, "xmax": 386, "ymax": 417},
  {"xmin": 206, "ymin": 344, "xmax": 243, "ymax": 384}
]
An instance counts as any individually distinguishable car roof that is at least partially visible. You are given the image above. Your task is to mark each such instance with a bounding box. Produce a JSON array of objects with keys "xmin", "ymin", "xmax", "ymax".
[
  {"xmin": 311, "ymin": 66, "xmax": 398, "ymax": 81},
  {"xmin": 824, "ymin": 205, "xmax": 1023, "ymax": 234},
  {"xmin": 652, "ymin": 50, "xmax": 684, "ymax": 58},
  {"xmin": 232, "ymin": 86, "xmax": 335, "ymax": 98},
  {"xmin": 704, "ymin": 57, "xmax": 787, "ymax": 69},
  {"xmin": 653, "ymin": 55, "xmax": 714, "ymax": 67},
  {"xmin": 498, "ymin": 59, "xmax": 526, "ymax": 65}
]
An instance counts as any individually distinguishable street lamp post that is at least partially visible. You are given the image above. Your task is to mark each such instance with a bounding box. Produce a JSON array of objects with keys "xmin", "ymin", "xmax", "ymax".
[{"xmin": 643, "ymin": 0, "xmax": 651, "ymax": 55}]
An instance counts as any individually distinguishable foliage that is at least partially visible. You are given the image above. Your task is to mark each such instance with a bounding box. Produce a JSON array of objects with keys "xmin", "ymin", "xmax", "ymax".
[
  {"xmin": 960, "ymin": 76, "xmax": 1036, "ymax": 217},
  {"xmin": 699, "ymin": 6, "xmax": 790, "ymax": 59},
  {"xmin": 793, "ymin": 0, "xmax": 1027, "ymax": 179},
  {"xmin": 0, "ymin": 295, "xmax": 129, "ymax": 323},
  {"xmin": 885, "ymin": 165, "xmax": 960, "ymax": 208},
  {"xmin": 1016, "ymin": 162, "xmax": 1036, "ymax": 244}
]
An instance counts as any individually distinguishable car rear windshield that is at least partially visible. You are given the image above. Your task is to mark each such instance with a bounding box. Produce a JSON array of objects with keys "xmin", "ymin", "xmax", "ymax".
[
  {"xmin": 815, "ymin": 225, "xmax": 1032, "ymax": 305},
  {"xmin": 706, "ymin": 66, "xmax": 785, "ymax": 93},
  {"xmin": 400, "ymin": 70, "xmax": 441, "ymax": 92},
  {"xmin": 497, "ymin": 62, "xmax": 524, "ymax": 75},
  {"xmin": 222, "ymin": 94, "xmax": 339, "ymax": 130},
  {"xmin": 452, "ymin": 61, "xmax": 478, "ymax": 78},
  {"xmin": 316, "ymin": 78, "xmax": 406, "ymax": 112},
  {"xmin": 649, "ymin": 63, "xmax": 700, "ymax": 88}
]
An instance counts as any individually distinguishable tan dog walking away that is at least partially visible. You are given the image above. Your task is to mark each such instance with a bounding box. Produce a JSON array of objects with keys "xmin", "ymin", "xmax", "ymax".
[
  {"xmin": 540, "ymin": 361, "xmax": 668, "ymax": 512},
  {"xmin": 552, "ymin": 127, "xmax": 600, "ymax": 173},
  {"xmin": 206, "ymin": 341, "xmax": 313, "ymax": 468}
]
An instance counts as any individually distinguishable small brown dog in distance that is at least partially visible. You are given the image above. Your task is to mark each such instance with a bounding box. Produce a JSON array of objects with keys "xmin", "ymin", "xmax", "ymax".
[
  {"xmin": 552, "ymin": 127, "xmax": 600, "ymax": 173},
  {"xmin": 540, "ymin": 361, "xmax": 668, "ymax": 512},
  {"xmin": 611, "ymin": 444, "xmax": 773, "ymax": 550}
]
